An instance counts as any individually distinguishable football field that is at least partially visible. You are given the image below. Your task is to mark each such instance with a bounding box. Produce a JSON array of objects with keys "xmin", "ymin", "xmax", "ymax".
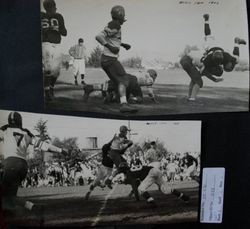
[
  {"xmin": 6, "ymin": 180, "xmax": 199, "ymax": 227},
  {"xmin": 45, "ymin": 68, "xmax": 249, "ymax": 116}
]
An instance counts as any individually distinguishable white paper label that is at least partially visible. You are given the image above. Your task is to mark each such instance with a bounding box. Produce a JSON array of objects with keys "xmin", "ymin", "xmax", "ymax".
[{"xmin": 200, "ymin": 168, "xmax": 225, "ymax": 223}]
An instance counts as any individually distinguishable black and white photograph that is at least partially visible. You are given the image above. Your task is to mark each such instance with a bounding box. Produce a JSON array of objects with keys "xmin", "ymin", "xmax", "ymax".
[
  {"xmin": 0, "ymin": 110, "xmax": 201, "ymax": 227},
  {"xmin": 41, "ymin": 0, "xmax": 249, "ymax": 116}
]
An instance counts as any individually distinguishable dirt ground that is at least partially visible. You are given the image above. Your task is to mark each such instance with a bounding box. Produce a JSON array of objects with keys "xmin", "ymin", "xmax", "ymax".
[
  {"xmin": 45, "ymin": 68, "xmax": 249, "ymax": 116},
  {"xmin": 4, "ymin": 180, "xmax": 199, "ymax": 227}
]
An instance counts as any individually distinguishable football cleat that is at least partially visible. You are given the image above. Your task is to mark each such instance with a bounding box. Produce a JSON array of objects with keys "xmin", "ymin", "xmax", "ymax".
[{"xmin": 120, "ymin": 103, "xmax": 138, "ymax": 113}]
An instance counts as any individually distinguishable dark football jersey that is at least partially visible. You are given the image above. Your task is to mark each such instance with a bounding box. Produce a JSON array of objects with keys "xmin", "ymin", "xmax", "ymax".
[
  {"xmin": 41, "ymin": 12, "xmax": 67, "ymax": 44},
  {"xmin": 101, "ymin": 142, "xmax": 114, "ymax": 168},
  {"xmin": 130, "ymin": 165, "xmax": 153, "ymax": 181}
]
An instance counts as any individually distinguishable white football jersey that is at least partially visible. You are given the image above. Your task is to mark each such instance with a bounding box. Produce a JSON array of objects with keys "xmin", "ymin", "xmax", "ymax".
[
  {"xmin": 0, "ymin": 127, "xmax": 34, "ymax": 160},
  {"xmin": 0, "ymin": 126, "xmax": 61, "ymax": 160}
]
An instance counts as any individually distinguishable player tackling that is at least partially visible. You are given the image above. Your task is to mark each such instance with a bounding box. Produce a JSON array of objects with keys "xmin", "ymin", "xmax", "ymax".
[{"xmin": 180, "ymin": 14, "xmax": 246, "ymax": 101}]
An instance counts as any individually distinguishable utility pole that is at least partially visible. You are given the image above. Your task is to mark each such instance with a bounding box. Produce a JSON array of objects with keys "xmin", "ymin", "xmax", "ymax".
[
  {"xmin": 128, "ymin": 120, "xmax": 131, "ymax": 140},
  {"xmin": 128, "ymin": 120, "xmax": 138, "ymax": 140}
]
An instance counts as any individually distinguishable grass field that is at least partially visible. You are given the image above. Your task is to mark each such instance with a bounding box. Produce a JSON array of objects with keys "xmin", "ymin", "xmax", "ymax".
[
  {"xmin": 45, "ymin": 67, "xmax": 249, "ymax": 116},
  {"xmin": 5, "ymin": 180, "xmax": 199, "ymax": 227}
]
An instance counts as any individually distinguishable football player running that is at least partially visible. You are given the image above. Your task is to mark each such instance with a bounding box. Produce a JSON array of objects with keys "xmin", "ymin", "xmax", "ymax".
[
  {"xmin": 95, "ymin": 5, "xmax": 138, "ymax": 113},
  {"xmin": 85, "ymin": 141, "xmax": 114, "ymax": 200},
  {"xmin": 103, "ymin": 125, "xmax": 133, "ymax": 188},
  {"xmin": 0, "ymin": 112, "xmax": 67, "ymax": 214},
  {"xmin": 41, "ymin": 0, "xmax": 67, "ymax": 101}
]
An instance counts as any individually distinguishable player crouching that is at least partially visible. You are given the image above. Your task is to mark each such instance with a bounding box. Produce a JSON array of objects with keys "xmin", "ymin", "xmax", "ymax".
[{"xmin": 82, "ymin": 69, "xmax": 159, "ymax": 104}]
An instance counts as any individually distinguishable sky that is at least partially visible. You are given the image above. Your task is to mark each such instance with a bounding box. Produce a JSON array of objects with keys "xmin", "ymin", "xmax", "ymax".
[
  {"xmin": 0, "ymin": 110, "xmax": 201, "ymax": 154},
  {"xmin": 41, "ymin": 0, "xmax": 249, "ymax": 62}
]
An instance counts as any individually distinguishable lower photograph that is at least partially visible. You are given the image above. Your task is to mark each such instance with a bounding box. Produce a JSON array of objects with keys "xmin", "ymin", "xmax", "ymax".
[{"xmin": 0, "ymin": 110, "xmax": 201, "ymax": 227}]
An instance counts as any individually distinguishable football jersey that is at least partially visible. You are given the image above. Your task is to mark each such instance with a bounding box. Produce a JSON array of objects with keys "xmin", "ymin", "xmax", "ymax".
[
  {"xmin": 0, "ymin": 125, "xmax": 61, "ymax": 160},
  {"xmin": 69, "ymin": 44, "xmax": 87, "ymax": 59},
  {"xmin": 41, "ymin": 12, "xmax": 67, "ymax": 44},
  {"xmin": 110, "ymin": 134, "xmax": 128, "ymax": 151},
  {"xmin": 98, "ymin": 20, "xmax": 122, "ymax": 58},
  {"xmin": 130, "ymin": 165, "xmax": 153, "ymax": 181},
  {"xmin": 101, "ymin": 142, "xmax": 114, "ymax": 168}
]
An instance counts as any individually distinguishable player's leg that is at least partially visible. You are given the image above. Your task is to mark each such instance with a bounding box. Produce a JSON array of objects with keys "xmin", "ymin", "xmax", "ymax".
[
  {"xmin": 73, "ymin": 60, "xmax": 80, "ymax": 85},
  {"xmin": 127, "ymin": 74, "xmax": 143, "ymax": 104},
  {"xmin": 49, "ymin": 44, "xmax": 62, "ymax": 97},
  {"xmin": 1, "ymin": 157, "xmax": 34, "ymax": 212},
  {"xmin": 42, "ymin": 42, "xmax": 54, "ymax": 101},
  {"xmin": 104, "ymin": 152, "xmax": 121, "ymax": 189},
  {"xmin": 101, "ymin": 56, "xmax": 138, "ymax": 113},
  {"xmin": 188, "ymin": 81, "xmax": 194, "ymax": 98},
  {"xmin": 180, "ymin": 55, "xmax": 203, "ymax": 100},
  {"xmin": 155, "ymin": 168, "xmax": 190, "ymax": 203},
  {"xmin": 233, "ymin": 37, "xmax": 246, "ymax": 60},
  {"xmin": 79, "ymin": 59, "xmax": 86, "ymax": 85},
  {"xmin": 138, "ymin": 169, "xmax": 156, "ymax": 204},
  {"xmin": 85, "ymin": 166, "xmax": 103, "ymax": 200}
]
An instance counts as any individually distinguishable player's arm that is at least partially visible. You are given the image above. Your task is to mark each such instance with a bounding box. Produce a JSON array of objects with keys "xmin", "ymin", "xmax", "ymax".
[
  {"xmin": 58, "ymin": 14, "xmax": 67, "ymax": 36},
  {"xmin": 96, "ymin": 32, "xmax": 119, "ymax": 54},
  {"xmin": 203, "ymin": 70, "xmax": 223, "ymax": 82},
  {"xmin": 31, "ymin": 137, "xmax": 66, "ymax": 154},
  {"xmin": 120, "ymin": 43, "xmax": 131, "ymax": 50},
  {"xmin": 119, "ymin": 140, "xmax": 133, "ymax": 154},
  {"xmin": 96, "ymin": 21, "xmax": 120, "ymax": 54},
  {"xmin": 121, "ymin": 140, "xmax": 133, "ymax": 151},
  {"xmin": 68, "ymin": 45, "xmax": 75, "ymax": 57}
]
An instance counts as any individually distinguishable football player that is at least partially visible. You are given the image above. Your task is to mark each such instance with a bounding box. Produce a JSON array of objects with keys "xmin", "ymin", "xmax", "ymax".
[
  {"xmin": 85, "ymin": 141, "xmax": 114, "ymax": 200},
  {"xmin": 144, "ymin": 141, "xmax": 162, "ymax": 169},
  {"xmin": 82, "ymin": 69, "xmax": 158, "ymax": 104},
  {"xmin": 103, "ymin": 126, "xmax": 133, "ymax": 188},
  {"xmin": 41, "ymin": 0, "xmax": 67, "ymax": 101},
  {"xmin": 95, "ymin": 5, "xmax": 138, "ymax": 113},
  {"xmin": 121, "ymin": 163, "xmax": 190, "ymax": 206},
  {"xmin": 0, "ymin": 111, "xmax": 67, "ymax": 214},
  {"xmin": 180, "ymin": 14, "xmax": 246, "ymax": 101}
]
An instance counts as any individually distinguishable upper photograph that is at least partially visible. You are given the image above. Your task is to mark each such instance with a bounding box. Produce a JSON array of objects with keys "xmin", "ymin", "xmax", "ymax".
[{"xmin": 41, "ymin": 0, "xmax": 249, "ymax": 116}]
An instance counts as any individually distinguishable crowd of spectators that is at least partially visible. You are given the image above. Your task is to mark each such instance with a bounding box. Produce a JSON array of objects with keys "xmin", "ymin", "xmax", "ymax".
[{"xmin": 21, "ymin": 147, "xmax": 200, "ymax": 188}]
